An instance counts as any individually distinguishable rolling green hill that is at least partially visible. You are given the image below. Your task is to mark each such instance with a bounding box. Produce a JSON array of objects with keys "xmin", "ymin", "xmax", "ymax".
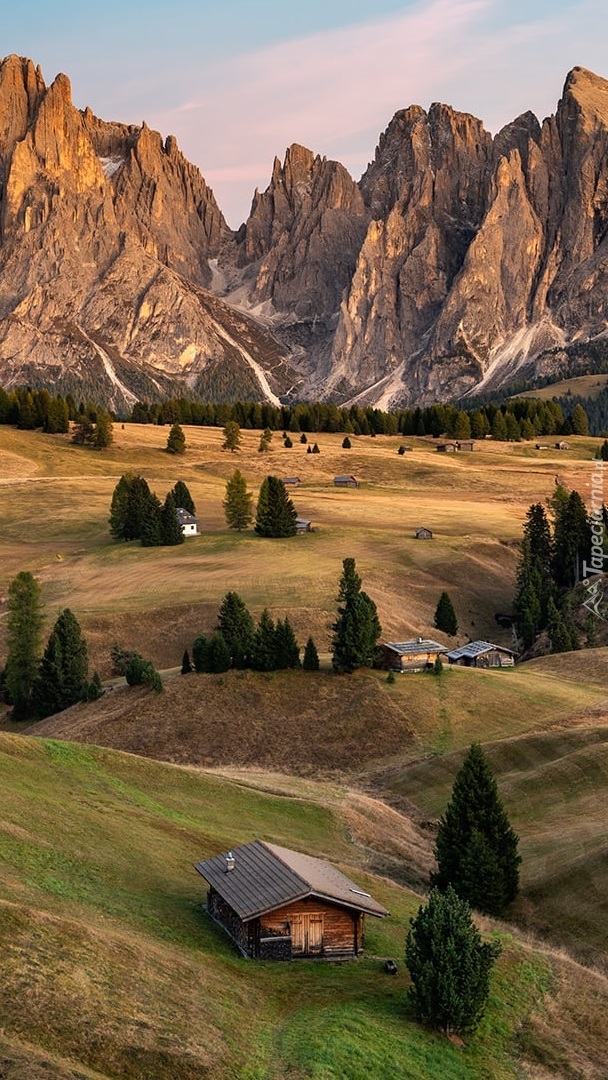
[{"xmin": 2, "ymin": 731, "xmax": 608, "ymax": 1080}]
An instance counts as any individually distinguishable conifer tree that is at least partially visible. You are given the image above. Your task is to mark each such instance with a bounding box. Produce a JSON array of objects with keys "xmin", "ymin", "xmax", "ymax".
[
  {"xmin": 312, "ymin": 442, "xmax": 320, "ymax": 454},
  {"xmin": 258, "ymin": 427, "xmax": 273, "ymax": 452},
  {"xmin": 206, "ymin": 633, "xmax": 232, "ymax": 673},
  {"xmin": 217, "ymin": 591, "xmax": 255, "ymax": 668},
  {"xmin": 546, "ymin": 597, "xmax": 573, "ymax": 653},
  {"xmin": 251, "ymin": 609, "xmax": 277, "ymax": 671},
  {"xmin": 85, "ymin": 672, "xmax": 104, "ymax": 701},
  {"xmin": 172, "ymin": 480, "xmax": 196, "ymax": 515},
  {"xmin": 302, "ymin": 636, "xmax": 320, "ymax": 671},
  {"xmin": 109, "ymin": 473, "xmax": 137, "ymax": 541},
  {"xmin": 300, "ymin": 432, "xmax": 308, "ymax": 444},
  {"xmin": 284, "ymin": 435, "xmax": 293, "ymax": 448},
  {"xmin": 33, "ymin": 609, "xmax": 88, "ymax": 718},
  {"xmin": 274, "ymin": 618, "xmax": 300, "ymax": 669},
  {"xmin": 432, "ymin": 743, "xmax": 521, "ymax": 916},
  {"xmin": 5, "ymin": 571, "xmax": 44, "ymax": 720},
  {"xmin": 491, "ymin": 410, "xmax": 507, "ymax": 440},
  {"xmin": 453, "ymin": 411, "xmax": 472, "ymax": 440},
  {"xmin": 93, "ymin": 409, "xmax": 113, "ymax": 449},
  {"xmin": 140, "ymin": 491, "xmax": 163, "ymax": 547},
  {"xmin": 342, "ymin": 436, "xmax": 352, "ymax": 449},
  {"xmin": 222, "ymin": 420, "xmax": 241, "ymax": 452},
  {"xmin": 434, "ymin": 592, "xmax": 458, "ymax": 636},
  {"xmin": 255, "ymin": 476, "xmax": 297, "ymax": 537},
  {"xmin": 125, "ymin": 656, "xmax": 163, "ymax": 691},
  {"xmin": 124, "ymin": 476, "xmax": 153, "ymax": 540},
  {"xmin": 223, "ymin": 469, "xmax": 253, "ymax": 531},
  {"xmin": 181, "ymin": 650, "xmax": 193, "ymax": 674},
  {"xmin": 571, "ymin": 404, "xmax": 589, "ymax": 435},
  {"xmin": 192, "ymin": 635, "xmax": 209, "ymax": 673},
  {"xmin": 166, "ymin": 422, "xmax": 186, "ymax": 454},
  {"xmin": 331, "ymin": 558, "xmax": 382, "ymax": 673},
  {"xmin": 405, "ymin": 886, "xmax": 501, "ymax": 1035},
  {"xmin": 553, "ymin": 489, "xmax": 591, "ymax": 588},
  {"xmin": 71, "ymin": 416, "xmax": 95, "ymax": 445},
  {"xmin": 161, "ymin": 492, "xmax": 185, "ymax": 546}
]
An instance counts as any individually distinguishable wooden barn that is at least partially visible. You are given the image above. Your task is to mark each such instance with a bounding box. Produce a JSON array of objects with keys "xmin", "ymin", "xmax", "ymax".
[
  {"xmin": 436, "ymin": 442, "xmax": 457, "ymax": 452},
  {"xmin": 295, "ymin": 517, "xmax": 312, "ymax": 534},
  {"xmin": 282, "ymin": 477, "xmax": 301, "ymax": 487},
  {"xmin": 333, "ymin": 475, "xmax": 359, "ymax": 488},
  {"xmin": 415, "ymin": 526, "xmax": 433, "ymax": 540},
  {"xmin": 456, "ymin": 440, "xmax": 475, "ymax": 451},
  {"xmin": 379, "ymin": 638, "xmax": 448, "ymax": 672},
  {"xmin": 446, "ymin": 640, "xmax": 516, "ymax": 668},
  {"xmin": 195, "ymin": 840, "xmax": 388, "ymax": 961}
]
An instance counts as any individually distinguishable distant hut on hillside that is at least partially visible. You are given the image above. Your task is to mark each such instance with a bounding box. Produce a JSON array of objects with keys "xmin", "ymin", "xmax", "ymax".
[
  {"xmin": 379, "ymin": 638, "xmax": 448, "ymax": 673},
  {"xmin": 333, "ymin": 475, "xmax": 359, "ymax": 488},
  {"xmin": 295, "ymin": 517, "xmax": 312, "ymax": 534},
  {"xmin": 456, "ymin": 440, "xmax": 474, "ymax": 451},
  {"xmin": 436, "ymin": 442, "xmax": 457, "ymax": 453},
  {"xmin": 415, "ymin": 527, "xmax": 433, "ymax": 540},
  {"xmin": 282, "ymin": 477, "xmax": 301, "ymax": 487},
  {"xmin": 195, "ymin": 840, "xmax": 388, "ymax": 961},
  {"xmin": 446, "ymin": 641, "xmax": 516, "ymax": 668},
  {"xmin": 176, "ymin": 507, "xmax": 199, "ymax": 536}
]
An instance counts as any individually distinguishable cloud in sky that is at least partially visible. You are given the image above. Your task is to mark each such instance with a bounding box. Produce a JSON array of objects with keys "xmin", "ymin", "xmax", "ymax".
[{"xmin": 143, "ymin": 0, "xmax": 608, "ymax": 225}]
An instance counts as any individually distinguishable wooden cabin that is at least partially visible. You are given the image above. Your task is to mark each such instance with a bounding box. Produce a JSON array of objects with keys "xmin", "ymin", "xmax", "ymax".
[
  {"xmin": 195, "ymin": 840, "xmax": 388, "ymax": 961},
  {"xmin": 436, "ymin": 442, "xmax": 457, "ymax": 452},
  {"xmin": 456, "ymin": 440, "xmax": 475, "ymax": 451},
  {"xmin": 446, "ymin": 640, "xmax": 516, "ymax": 668},
  {"xmin": 555, "ymin": 441, "xmax": 570, "ymax": 450},
  {"xmin": 379, "ymin": 638, "xmax": 448, "ymax": 673},
  {"xmin": 415, "ymin": 526, "xmax": 433, "ymax": 540},
  {"xmin": 283, "ymin": 477, "xmax": 301, "ymax": 487},
  {"xmin": 333, "ymin": 475, "xmax": 359, "ymax": 488},
  {"xmin": 295, "ymin": 517, "xmax": 312, "ymax": 534}
]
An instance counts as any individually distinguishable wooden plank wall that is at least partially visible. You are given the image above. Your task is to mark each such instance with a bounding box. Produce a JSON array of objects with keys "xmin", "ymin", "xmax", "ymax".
[{"xmin": 261, "ymin": 897, "xmax": 362, "ymax": 955}]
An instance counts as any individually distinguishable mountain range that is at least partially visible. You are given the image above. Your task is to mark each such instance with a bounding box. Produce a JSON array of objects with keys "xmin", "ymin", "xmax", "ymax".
[{"xmin": 0, "ymin": 54, "xmax": 607, "ymax": 410}]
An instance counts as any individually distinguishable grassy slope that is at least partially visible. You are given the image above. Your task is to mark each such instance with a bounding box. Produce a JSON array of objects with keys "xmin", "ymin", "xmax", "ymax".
[
  {"xmin": 2, "ymin": 730, "xmax": 608, "ymax": 1080},
  {"xmin": 0, "ymin": 424, "xmax": 601, "ymax": 675}
]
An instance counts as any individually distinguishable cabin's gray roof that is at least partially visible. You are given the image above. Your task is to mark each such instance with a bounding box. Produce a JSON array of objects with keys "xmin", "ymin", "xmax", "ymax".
[
  {"xmin": 333, "ymin": 474, "xmax": 358, "ymax": 482},
  {"xmin": 446, "ymin": 640, "xmax": 515, "ymax": 660},
  {"xmin": 295, "ymin": 517, "xmax": 311, "ymax": 527},
  {"xmin": 195, "ymin": 839, "xmax": 389, "ymax": 921},
  {"xmin": 175, "ymin": 507, "xmax": 198, "ymax": 524},
  {"xmin": 384, "ymin": 639, "xmax": 447, "ymax": 656},
  {"xmin": 415, "ymin": 526, "xmax": 432, "ymax": 533},
  {"xmin": 282, "ymin": 477, "xmax": 301, "ymax": 483}
]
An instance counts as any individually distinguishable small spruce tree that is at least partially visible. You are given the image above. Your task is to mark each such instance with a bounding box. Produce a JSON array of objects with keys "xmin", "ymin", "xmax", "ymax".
[
  {"xmin": 181, "ymin": 649, "xmax": 193, "ymax": 674},
  {"xmin": 166, "ymin": 422, "xmax": 186, "ymax": 454},
  {"xmin": 251, "ymin": 609, "xmax": 277, "ymax": 671},
  {"xmin": 222, "ymin": 420, "xmax": 241, "ymax": 452},
  {"xmin": 274, "ymin": 617, "xmax": 300, "ymax": 669},
  {"xmin": 342, "ymin": 436, "xmax": 352, "ymax": 449},
  {"xmin": 302, "ymin": 636, "xmax": 320, "ymax": 671},
  {"xmin": 5, "ymin": 571, "xmax": 45, "ymax": 720},
  {"xmin": 255, "ymin": 476, "xmax": 297, "ymax": 538},
  {"xmin": 172, "ymin": 480, "xmax": 195, "ymax": 515},
  {"xmin": 223, "ymin": 469, "xmax": 253, "ymax": 531},
  {"xmin": 405, "ymin": 886, "xmax": 501, "ymax": 1035},
  {"xmin": 217, "ymin": 591, "xmax": 255, "ymax": 668},
  {"xmin": 160, "ymin": 492, "xmax": 185, "ymax": 546},
  {"xmin": 434, "ymin": 591, "xmax": 458, "ymax": 636},
  {"xmin": 33, "ymin": 609, "xmax": 88, "ymax": 718},
  {"xmin": 331, "ymin": 558, "xmax": 382, "ymax": 674}
]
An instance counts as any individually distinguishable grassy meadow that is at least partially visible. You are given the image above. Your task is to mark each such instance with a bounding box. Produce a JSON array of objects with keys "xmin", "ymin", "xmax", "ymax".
[
  {"xmin": 2, "ymin": 423, "xmax": 608, "ymax": 1076},
  {"xmin": 2, "ymin": 731, "xmax": 608, "ymax": 1080},
  {"xmin": 0, "ymin": 422, "xmax": 602, "ymax": 672}
]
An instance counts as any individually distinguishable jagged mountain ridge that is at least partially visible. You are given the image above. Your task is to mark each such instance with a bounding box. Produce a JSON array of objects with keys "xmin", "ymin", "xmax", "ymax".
[{"xmin": 0, "ymin": 56, "xmax": 607, "ymax": 408}]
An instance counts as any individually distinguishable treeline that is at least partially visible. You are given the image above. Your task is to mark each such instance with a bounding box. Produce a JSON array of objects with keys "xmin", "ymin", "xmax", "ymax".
[
  {"xmin": 0, "ymin": 382, "xmax": 593, "ymax": 438},
  {"xmin": 514, "ymin": 483, "xmax": 605, "ymax": 652},
  {"xmin": 128, "ymin": 395, "xmax": 588, "ymax": 440}
]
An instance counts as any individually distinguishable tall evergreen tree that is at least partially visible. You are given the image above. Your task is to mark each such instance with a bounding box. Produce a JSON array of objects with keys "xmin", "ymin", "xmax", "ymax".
[
  {"xmin": 331, "ymin": 558, "xmax": 382, "ymax": 673},
  {"xmin": 181, "ymin": 649, "xmax": 193, "ymax": 674},
  {"xmin": 217, "ymin": 592, "xmax": 255, "ymax": 668},
  {"xmin": 192, "ymin": 635, "xmax": 209, "ymax": 673},
  {"xmin": 223, "ymin": 469, "xmax": 253, "ymax": 531},
  {"xmin": 172, "ymin": 480, "xmax": 196, "ymax": 515},
  {"xmin": 71, "ymin": 416, "xmax": 95, "ymax": 445},
  {"xmin": 258, "ymin": 427, "xmax": 273, "ymax": 452},
  {"xmin": 166, "ymin": 422, "xmax": 186, "ymax": 454},
  {"xmin": 206, "ymin": 633, "xmax": 231, "ymax": 673},
  {"xmin": 251, "ymin": 609, "xmax": 277, "ymax": 671},
  {"xmin": 140, "ymin": 491, "xmax": 163, "ymax": 547},
  {"xmin": 434, "ymin": 592, "xmax": 458, "ymax": 636},
  {"xmin": 274, "ymin": 618, "xmax": 300, "ymax": 669},
  {"xmin": 491, "ymin": 410, "xmax": 507, "ymax": 440},
  {"xmin": 33, "ymin": 608, "xmax": 88, "ymax": 718},
  {"xmin": 109, "ymin": 473, "xmax": 137, "ymax": 541},
  {"xmin": 432, "ymin": 743, "xmax": 521, "ymax": 916},
  {"xmin": 302, "ymin": 636, "xmax": 320, "ymax": 671},
  {"xmin": 546, "ymin": 597, "xmax": 573, "ymax": 654},
  {"xmin": 571, "ymin": 404, "xmax": 589, "ymax": 435},
  {"xmin": 255, "ymin": 476, "xmax": 298, "ymax": 537},
  {"xmin": 124, "ymin": 476, "xmax": 153, "ymax": 540},
  {"xmin": 161, "ymin": 492, "xmax": 185, "ymax": 546},
  {"xmin": 405, "ymin": 886, "xmax": 501, "ymax": 1035},
  {"xmin": 93, "ymin": 409, "xmax": 113, "ymax": 449},
  {"xmin": 5, "ymin": 571, "xmax": 44, "ymax": 720},
  {"xmin": 553, "ymin": 489, "xmax": 591, "ymax": 588},
  {"xmin": 222, "ymin": 420, "xmax": 241, "ymax": 452}
]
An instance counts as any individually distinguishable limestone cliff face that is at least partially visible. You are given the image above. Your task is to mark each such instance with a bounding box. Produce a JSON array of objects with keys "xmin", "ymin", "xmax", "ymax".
[
  {"xmin": 327, "ymin": 67, "xmax": 608, "ymax": 405},
  {"xmin": 1, "ymin": 56, "xmax": 608, "ymax": 409},
  {"xmin": 0, "ymin": 54, "xmax": 291, "ymax": 408}
]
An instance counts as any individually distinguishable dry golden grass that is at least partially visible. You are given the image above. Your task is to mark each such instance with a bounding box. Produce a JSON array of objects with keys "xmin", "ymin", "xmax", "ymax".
[{"xmin": 0, "ymin": 423, "xmax": 601, "ymax": 674}]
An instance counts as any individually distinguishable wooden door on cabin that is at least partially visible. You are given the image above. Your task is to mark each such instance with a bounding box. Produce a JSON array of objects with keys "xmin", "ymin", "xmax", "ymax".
[{"xmin": 290, "ymin": 913, "xmax": 324, "ymax": 955}]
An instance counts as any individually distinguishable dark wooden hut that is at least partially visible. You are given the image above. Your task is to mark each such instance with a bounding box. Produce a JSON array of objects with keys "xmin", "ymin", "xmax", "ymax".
[{"xmin": 195, "ymin": 840, "xmax": 388, "ymax": 961}]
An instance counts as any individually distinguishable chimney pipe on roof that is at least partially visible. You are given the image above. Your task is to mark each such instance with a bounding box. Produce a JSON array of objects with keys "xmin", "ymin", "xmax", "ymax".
[{"xmin": 226, "ymin": 851, "xmax": 235, "ymax": 872}]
